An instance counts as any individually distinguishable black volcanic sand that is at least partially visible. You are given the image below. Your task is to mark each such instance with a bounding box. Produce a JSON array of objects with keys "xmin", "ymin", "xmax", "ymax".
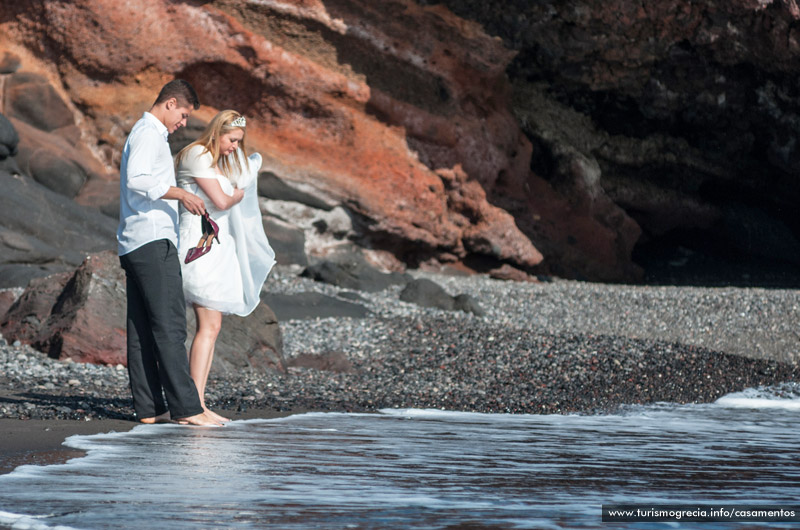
[{"xmin": 1, "ymin": 312, "xmax": 798, "ymax": 475}]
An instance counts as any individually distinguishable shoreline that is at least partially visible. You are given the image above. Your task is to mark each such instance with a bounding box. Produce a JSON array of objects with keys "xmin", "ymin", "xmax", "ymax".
[
  {"xmin": 1, "ymin": 268, "xmax": 798, "ymax": 476},
  {"xmin": 0, "ymin": 407, "xmax": 311, "ymax": 476}
]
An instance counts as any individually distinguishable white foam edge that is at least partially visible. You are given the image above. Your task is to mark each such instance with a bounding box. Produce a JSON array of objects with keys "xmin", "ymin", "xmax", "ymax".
[
  {"xmin": 0, "ymin": 510, "xmax": 79, "ymax": 530},
  {"xmin": 714, "ymin": 395, "xmax": 800, "ymax": 410}
]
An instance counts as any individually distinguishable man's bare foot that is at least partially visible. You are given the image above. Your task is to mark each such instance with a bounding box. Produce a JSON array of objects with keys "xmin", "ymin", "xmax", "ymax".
[
  {"xmin": 205, "ymin": 408, "xmax": 230, "ymax": 423},
  {"xmin": 176, "ymin": 412, "xmax": 223, "ymax": 426},
  {"xmin": 139, "ymin": 412, "xmax": 171, "ymax": 424}
]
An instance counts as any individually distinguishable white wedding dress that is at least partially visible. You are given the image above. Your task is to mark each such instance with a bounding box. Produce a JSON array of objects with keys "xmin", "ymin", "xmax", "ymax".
[{"xmin": 177, "ymin": 145, "xmax": 275, "ymax": 316}]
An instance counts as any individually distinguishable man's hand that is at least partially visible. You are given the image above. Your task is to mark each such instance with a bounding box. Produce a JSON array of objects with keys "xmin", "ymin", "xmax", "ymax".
[
  {"xmin": 179, "ymin": 189, "xmax": 206, "ymax": 215},
  {"xmin": 162, "ymin": 186, "xmax": 206, "ymax": 215}
]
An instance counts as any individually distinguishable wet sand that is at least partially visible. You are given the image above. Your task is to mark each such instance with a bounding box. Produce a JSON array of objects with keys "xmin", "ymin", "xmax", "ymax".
[{"xmin": 0, "ymin": 408, "xmax": 308, "ymax": 476}]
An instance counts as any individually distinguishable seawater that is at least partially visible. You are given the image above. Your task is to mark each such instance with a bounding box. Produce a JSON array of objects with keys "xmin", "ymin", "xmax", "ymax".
[{"xmin": 1, "ymin": 386, "xmax": 799, "ymax": 530}]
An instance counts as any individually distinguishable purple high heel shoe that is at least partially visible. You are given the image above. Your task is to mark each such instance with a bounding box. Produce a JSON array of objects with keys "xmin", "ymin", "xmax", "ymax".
[{"xmin": 184, "ymin": 212, "xmax": 219, "ymax": 264}]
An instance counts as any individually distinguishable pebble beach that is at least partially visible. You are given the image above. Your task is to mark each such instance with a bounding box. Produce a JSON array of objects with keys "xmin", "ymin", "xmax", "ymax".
[{"xmin": 1, "ymin": 266, "xmax": 798, "ymax": 424}]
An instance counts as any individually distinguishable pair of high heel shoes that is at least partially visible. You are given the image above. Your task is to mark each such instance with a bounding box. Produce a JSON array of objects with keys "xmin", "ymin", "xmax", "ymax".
[{"xmin": 184, "ymin": 212, "xmax": 219, "ymax": 264}]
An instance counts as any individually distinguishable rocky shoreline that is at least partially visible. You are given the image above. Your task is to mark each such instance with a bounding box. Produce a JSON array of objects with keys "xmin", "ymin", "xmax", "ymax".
[{"xmin": 1, "ymin": 266, "xmax": 797, "ymax": 421}]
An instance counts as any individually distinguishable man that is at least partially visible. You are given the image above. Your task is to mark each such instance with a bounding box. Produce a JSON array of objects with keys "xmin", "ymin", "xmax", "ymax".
[{"xmin": 117, "ymin": 79, "xmax": 219, "ymax": 426}]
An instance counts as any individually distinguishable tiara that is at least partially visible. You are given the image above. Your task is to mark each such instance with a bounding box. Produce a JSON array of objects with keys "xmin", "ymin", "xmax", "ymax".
[{"xmin": 231, "ymin": 116, "xmax": 246, "ymax": 128}]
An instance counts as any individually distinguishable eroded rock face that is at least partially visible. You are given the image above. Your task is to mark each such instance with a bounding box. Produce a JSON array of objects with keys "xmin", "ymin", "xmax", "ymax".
[
  {"xmin": 421, "ymin": 0, "xmax": 800, "ymax": 278},
  {"xmin": 0, "ymin": 0, "xmax": 543, "ymax": 277},
  {"xmin": 0, "ymin": 169, "xmax": 116, "ymax": 288},
  {"xmin": 2, "ymin": 0, "xmax": 797, "ymax": 281}
]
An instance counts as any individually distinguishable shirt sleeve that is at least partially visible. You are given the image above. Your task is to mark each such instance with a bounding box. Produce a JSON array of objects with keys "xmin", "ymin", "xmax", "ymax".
[
  {"xmin": 179, "ymin": 145, "xmax": 218, "ymax": 180},
  {"xmin": 125, "ymin": 128, "xmax": 171, "ymax": 201}
]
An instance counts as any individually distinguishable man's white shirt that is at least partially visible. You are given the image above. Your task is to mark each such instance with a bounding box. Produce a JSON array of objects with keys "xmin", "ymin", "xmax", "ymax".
[{"xmin": 117, "ymin": 112, "xmax": 179, "ymax": 256}]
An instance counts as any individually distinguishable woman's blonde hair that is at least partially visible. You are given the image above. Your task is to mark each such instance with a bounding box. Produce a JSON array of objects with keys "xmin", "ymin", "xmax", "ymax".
[{"xmin": 176, "ymin": 109, "xmax": 249, "ymax": 180}]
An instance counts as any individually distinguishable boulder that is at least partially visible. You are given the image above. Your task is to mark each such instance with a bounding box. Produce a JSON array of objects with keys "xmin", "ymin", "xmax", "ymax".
[
  {"xmin": 0, "ymin": 289, "xmax": 20, "ymax": 322},
  {"xmin": 0, "ymin": 170, "xmax": 116, "ymax": 287},
  {"xmin": 0, "ymin": 271, "xmax": 74, "ymax": 353},
  {"xmin": 453, "ymin": 294, "xmax": 486, "ymax": 317},
  {"xmin": 0, "ymin": 113, "xmax": 21, "ymax": 175},
  {"xmin": 27, "ymin": 149, "xmax": 87, "ymax": 198},
  {"xmin": 258, "ymin": 171, "xmax": 336, "ymax": 211},
  {"xmin": 4, "ymin": 72, "xmax": 74, "ymax": 132},
  {"xmin": 0, "ymin": 51, "xmax": 21, "ymax": 73},
  {"xmin": 262, "ymin": 292, "xmax": 370, "ymax": 321},
  {"xmin": 286, "ymin": 351, "xmax": 355, "ymax": 374},
  {"xmin": 302, "ymin": 254, "xmax": 410, "ymax": 292},
  {"xmin": 0, "ymin": 263, "xmax": 70, "ymax": 290},
  {"xmin": 167, "ymin": 115, "xmax": 208, "ymax": 155},
  {"xmin": 261, "ymin": 199, "xmax": 356, "ymax": 259},
  {"xmin": 1, "ymin": 251, "xmax": 285, "ymax": 372},
  {"xmin": 263, "ymin": 216, "xmax": 308, "ymax": 266},
  {"xmin": 399, "ymin": 278, "xmax": 455, "ymax": 311},
  {"xmin": 11, "ymin": 117, "xmax": 95, "ymax": 199},
  {"xmin": 188, "ymin": 302, "xmax": 286, "ymax": 376},
  {"xmin": 21, "ymin": 252, "xmax": 126, "ymax": 364},
  {"xmin": 489, "ymin": 264, "xmax": 538, "ymax": 283},
  {"xmin": 399, "ymin": 278, "xmax": 485, "ymax": 316},
  {"xmin": 0, "ymin": 113, "xmax": 19, "ymax": 159}
]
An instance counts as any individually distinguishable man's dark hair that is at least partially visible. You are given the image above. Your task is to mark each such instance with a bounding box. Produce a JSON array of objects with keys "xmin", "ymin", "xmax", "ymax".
[{"xmin": 154, "ymin": 79, "xmax": 200, "ymax": 110}]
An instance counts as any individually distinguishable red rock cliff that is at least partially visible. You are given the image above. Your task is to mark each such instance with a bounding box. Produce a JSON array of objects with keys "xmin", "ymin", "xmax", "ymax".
[{"xmin": 0, "ymin": 0, "xmax": 553, "ymax": 277}]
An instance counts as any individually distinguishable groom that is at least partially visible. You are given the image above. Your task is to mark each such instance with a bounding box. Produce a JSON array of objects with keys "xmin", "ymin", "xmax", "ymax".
[{"xmin": 117, "ymin": 79, "xmax": 218, "ymax": 426}]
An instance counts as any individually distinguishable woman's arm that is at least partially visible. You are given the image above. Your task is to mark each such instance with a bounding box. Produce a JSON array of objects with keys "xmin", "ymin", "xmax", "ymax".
[{"xmin": 195, "ymin": 177, "xmax": 245, "ymax": 211}]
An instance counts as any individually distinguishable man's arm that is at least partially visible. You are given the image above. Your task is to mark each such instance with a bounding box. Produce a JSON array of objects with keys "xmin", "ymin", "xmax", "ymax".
[
  {"xmin": 125, "ymin": 128, "xmax": 205, "ymax": 215},
  {"xmin": 162, "ymin": 186, "xmax": 206, "ymax": 215},
  {"xmin": 124, "ymin": 129, "xmax": 171, "ymax": 201}
]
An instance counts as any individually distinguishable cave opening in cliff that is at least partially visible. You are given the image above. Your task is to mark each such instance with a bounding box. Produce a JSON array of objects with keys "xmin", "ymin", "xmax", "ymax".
[{"xmin": 632, "ymin": 224, "xmax": 800, "ymax": 288}]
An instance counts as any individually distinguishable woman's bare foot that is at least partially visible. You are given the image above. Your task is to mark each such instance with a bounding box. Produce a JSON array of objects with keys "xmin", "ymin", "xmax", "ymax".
[
  {"xmin": 205, "ymin": 408, "xmax": 230, "ymax": 423},
  {"xmin": 177, "ymin": 412, "xmax": 223, "ymax": 426},
  {"xmin": 139, "ymin": 412, "xmax": 171, "ymax": 424}
]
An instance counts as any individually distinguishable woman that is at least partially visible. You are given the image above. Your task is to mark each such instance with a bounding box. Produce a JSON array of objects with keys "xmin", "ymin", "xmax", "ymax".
[{"xmin": 176, "ymin": 110, "xmax": 275, "ymax": 423}]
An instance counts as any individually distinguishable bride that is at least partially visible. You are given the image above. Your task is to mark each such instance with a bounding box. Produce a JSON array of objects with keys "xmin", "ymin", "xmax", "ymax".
[{"xmin": 175, "ymin": 110, "xmax": 275, "ymax": 423}]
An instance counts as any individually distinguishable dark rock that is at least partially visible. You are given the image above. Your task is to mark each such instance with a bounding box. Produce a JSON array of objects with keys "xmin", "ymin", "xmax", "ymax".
[
  {"xmin": 5, "ymin": 72, "xmax": 74, "ymax": 132},
  {"xmin": 0, "ymin": 263, "xmax": 71, "ymax": 290},
  {"xmin": 27, "ymin": 149, "xmax": 87, "ymax": 198},
  {"xmin": 0, "ymin": 51, "xmax": 21, "ymax": 73},
  {"xmin": 303, "ymin": 254, "xmax": 410, "ymax": 292},
  {"xmin": 0, "ymin": 157, "xmax": 21, "ymax": 175},
  {"xmin": 719, "ymin": 203, "xmax": 800, "ymax": 264},
  {"xmin": 0, "ymin": 271, "xmax": 73, "ymax": 347},
  {"xmin": 399, "ymin": 278, "xmax": 455, "ymax": 310},
  {"xmin": 12, "ymin": 118, "xmax": 115, "ymax": 211},
  {"xmin": 337, "ymin": 290, "xmax": 367, "ymax": 303},
  {"xmin": 489, "ymin": 264, "xmax": 538, "ymax": 282},
  {"xmin": 189, "ymin": 302, "xmax": 286, "ymax": 376},
  {"xmin": 287, "ymin": 351, "xmax": 355, "ymax": 373},
  {"xmin": 1, "ymin": 252, "xmax": 126, "ymax": 364},
  {"xmin": 168, "ymin": 115, "xmax": 207, "ymax": 155},
  {"xmin": 76, "ymin": 178, "xmax": 121, "ymax": 219},
  {"xmin": 52, "ymin": 124, "xmax": 83, "ymax": 147},
  {"xmin": 400, "ymin": 278, "xmax": 485, "ymax": 315},
  {"xmin": 0, "ymin": 170, "xmax": 115, "ymax": 280},
  {"xmin": 0, "ymin": 290, "xmax": 20, "ymax": 323},
  {"xmin": 0, "ymin": 113, "xmax": 19, "ymax": 159},
  {"xmin": 453, "ymin": 293, "xmax": 485, "ymax": 317},
  {"xmin": 262, "ymin": 292, "xmax": 370, "ymax": 321},
  {"xmin": 2, "ymin": 250, "xmax": 285, "ymax": 372},
  {"xmin": 429, "ymin": 0, "xmax": 800, "ymax": 281},
  {"xmin": 258, "ymin": 171, "xmax": 335, "ymax": 211},
  {"xmin": 263, "ymin": 216, "xmax": 308, "ymax": 266}
]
